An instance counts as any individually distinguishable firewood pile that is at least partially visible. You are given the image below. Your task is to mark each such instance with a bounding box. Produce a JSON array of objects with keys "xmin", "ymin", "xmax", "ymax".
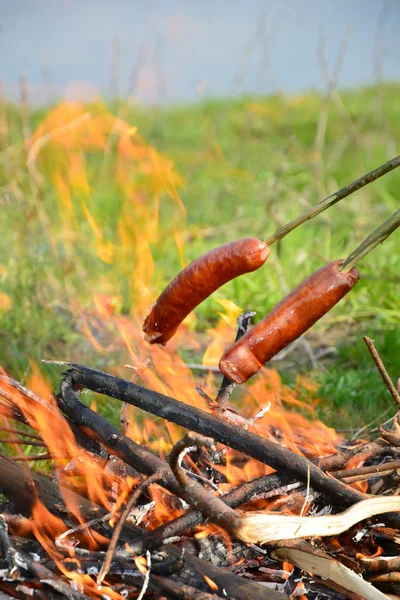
[
  {"xmin": 0, "ymin": 339, "xmax": 400, "ymax": 600},
  {"xmin": 0, "ymin": 158, "xmax": 399, "ymax": 599}
]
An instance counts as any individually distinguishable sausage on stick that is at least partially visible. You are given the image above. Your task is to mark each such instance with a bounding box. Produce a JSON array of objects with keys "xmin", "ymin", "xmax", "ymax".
[
  {"xmin": 143, "ymin": 156, "xmax": 400, "ymax": 345},
  {"xmin": 219, "ymin": 209, "xmax": 400, "ymax": 383}
]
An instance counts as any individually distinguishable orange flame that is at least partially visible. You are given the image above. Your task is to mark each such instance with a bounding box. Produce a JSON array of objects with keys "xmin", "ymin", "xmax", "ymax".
[{"xmin": 0, "ymin": 99, "xmax": 365, "ymax": 597}]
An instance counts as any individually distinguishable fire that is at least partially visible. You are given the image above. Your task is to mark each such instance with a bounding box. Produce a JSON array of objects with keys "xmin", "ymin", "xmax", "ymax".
[{"xmin": 0, "ymin": 99, "xmax": 371, "ymax": 598}]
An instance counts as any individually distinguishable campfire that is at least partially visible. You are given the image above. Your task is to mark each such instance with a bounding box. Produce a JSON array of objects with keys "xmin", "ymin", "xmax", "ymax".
[
  {"xmin": 1, "ymin": 102, "xmax": 400, "ymax": 599},
  {"xmin": 2, "ymin": 338, "xmax": 400, "ymax": 600}
]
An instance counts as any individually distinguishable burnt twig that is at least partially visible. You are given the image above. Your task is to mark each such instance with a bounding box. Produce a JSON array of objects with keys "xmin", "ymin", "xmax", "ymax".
[
  {"xmin": 216, "ymin": 311, "xmax": 255, "ymax": 406},
  {"xmin": 169, "ymin": 433, "xmax": 241, "ymax": 532},
  {"xmin": 126, "ymin": 472, "xmax": 294, "ymax": 556},
  {"xmin": 97, "ymin": 472, "xmax": 162, "ymax": 585},
  {"xmin": 58, "ymin": 375, "xmax": 182, "ymax": 497}
]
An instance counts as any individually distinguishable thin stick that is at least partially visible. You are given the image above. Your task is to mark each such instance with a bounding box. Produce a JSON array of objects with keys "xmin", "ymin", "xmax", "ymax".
[
  {"xmin": 137, "ymin": 551, "xmax": 151, "ymax": 600},
  {"xmin": 265, "ymin": 155, "xmax": 400, "ymax": 246},
  {"xmin": 333, "ymin": 458, "xmax": 400, "ymax": 480},
  {"xmin": 97, "ymin": 471, "xmax": 162, "ymax": 585},
  {"xmin": 13, "ymin": 452, "xmax": 64, "ymax": 461},
  {"xmin": 0, "ymin": 438, "xmax": 45, "ymax": 447},
  {"xmin": 340, "ymin": 209, "xmax": 400, "ymax": 272},
  {"xmin": 216, "ymin": 311, "xmax": 255, "ymax": 406},
  {"xmin": 169, "ymin": 433, "xmax": 241, "ymax": 532},
  {"xmin": 363, "ymin": 336, "xmax": 400, "ymax": 407},
  {"xmin": 0, "ymin": 426, "xmax": 42, "ymax": 441}
]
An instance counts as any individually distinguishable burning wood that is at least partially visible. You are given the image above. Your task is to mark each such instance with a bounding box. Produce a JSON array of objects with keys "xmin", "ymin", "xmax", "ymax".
[
  {"xmin": 0, "ymin": 335, "xmax": 400, "ymax": 600},
  {"xmin": 0, "ymin": 161, "xmax": 399, "ymax": 598}
]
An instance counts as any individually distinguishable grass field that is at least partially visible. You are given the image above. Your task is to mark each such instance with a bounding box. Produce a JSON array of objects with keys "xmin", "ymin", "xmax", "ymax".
[{"xmin": 0, "ymin": 83, "xmax": 399, "ymax": 431}]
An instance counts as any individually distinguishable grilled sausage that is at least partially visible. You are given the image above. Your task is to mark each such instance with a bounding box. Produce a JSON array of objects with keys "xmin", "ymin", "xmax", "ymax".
[
  {"xmin": 143, "ymin": 238, "xmax": 270, "ymax": 344},
  {"xmin": 219, "ymin": 260, "xmax": 359, "ymax": 383}
]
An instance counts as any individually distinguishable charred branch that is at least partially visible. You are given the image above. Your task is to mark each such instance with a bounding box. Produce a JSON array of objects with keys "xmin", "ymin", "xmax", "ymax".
[{"xmin": 62, "ymin": 364, "xmax": 374, "ymax": 509}]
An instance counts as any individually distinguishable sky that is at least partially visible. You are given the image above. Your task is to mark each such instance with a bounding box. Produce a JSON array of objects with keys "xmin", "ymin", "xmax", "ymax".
[{"xmin": 1, "ymin": 0, "xmax": 399, "ymax": 104}]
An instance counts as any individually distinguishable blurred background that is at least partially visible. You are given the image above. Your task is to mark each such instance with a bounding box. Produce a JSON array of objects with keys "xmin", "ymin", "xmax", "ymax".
[
  {"xmin": 2, "ymin": 0, "xmax": 400, "ymax": 104},
  {"xmin": 0, "ymin": 0, "xmax": 399, "ymax": 435}
]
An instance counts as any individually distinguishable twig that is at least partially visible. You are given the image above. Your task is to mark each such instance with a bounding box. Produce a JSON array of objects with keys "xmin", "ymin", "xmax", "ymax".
[
  {"xmin": 170, "ymin": 437, "xmax": 400, "ymax": 547},
  {"xmin": 13, "ymin": 453, "xmax": 63, "ymax": 462},
  {"xmin": 137, "ymin": 550, "xmax": 151, "ymax": 600},
  {"xmin": 169, "ymin": 433, "xmax": 241, "ymax": 532},
  {"xmin": 216, "ymin": 311, "xmax": 255, "ymax": 406},
  {"xmin": 265, "ymin": 155, "xmax": 400, "ymax": 245},
  {"xmin": 319, "ymin": 438, "xmax": 388, "ymax": 472},
  {"xmin": 0, "ymin": 426, "xmax": 42, "ymax": 441},
  {"xmin": 363, "ymin": 336, "xmax": 400, "ymax": 408},
  {"xmin": 340, "ymin": 209, "xmax": 400, "ymax": 272},
  {"xmin": 56, "ymin": 513, "xmax": 113, "ymax": 550},
  {"xmin": 0, "ymin": 438, "xmax": 45, "ymax": 447},
  {"xmin": 97, "ymin": 472, "xmax": 162, "ymax": 585},
  {"xmin": 333, "ymin": 458, "xmax": 400, "ymax": 481}
]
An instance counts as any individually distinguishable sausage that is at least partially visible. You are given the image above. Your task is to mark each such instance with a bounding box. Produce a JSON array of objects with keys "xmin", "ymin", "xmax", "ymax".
[
  {"xmin": 219, "ymin": 260, "xmax": 359, "ymax": 383},
  {"xmin": 143, "ymin": 238, "xmax": 270, "ymax": 344}
]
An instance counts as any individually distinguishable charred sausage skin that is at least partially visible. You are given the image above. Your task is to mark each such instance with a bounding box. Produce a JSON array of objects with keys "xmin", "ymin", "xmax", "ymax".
[
  {"xmin": 143, "ymin": 238, "xmax": 270, "ymax": 345},
  {"xmin": 219, "ymin": 260, "xmax": 359, "ymax": 383}
]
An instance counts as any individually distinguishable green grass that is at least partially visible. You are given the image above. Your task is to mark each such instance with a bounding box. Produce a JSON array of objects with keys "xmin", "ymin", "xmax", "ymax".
[
  {"xmin": 315, "ymin": 327, "xmax": 400, "ymax": 431},
  {"xmin": 0, "ymin": 83, "xmax": 399, "ymax": 431}
]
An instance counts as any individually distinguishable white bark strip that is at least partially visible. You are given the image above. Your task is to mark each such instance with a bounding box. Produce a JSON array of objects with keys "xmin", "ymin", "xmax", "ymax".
[
  {"xmin": 273, "ymin": 546, "xmax": 390, "ymax": 600},
  {"xmin": 236, "ymin": 496, "xmax": 400, "ymax": 544}
]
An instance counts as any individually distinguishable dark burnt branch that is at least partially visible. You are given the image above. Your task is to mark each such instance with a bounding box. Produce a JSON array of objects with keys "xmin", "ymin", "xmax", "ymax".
[
  {"xmin": 97, "ymin": 471, "xmax": 162, "ymax": 585},
  {"xmin": 0, "ymin": 516, "xmax": 90, "ymax": 600},
  {"xmin": 59, "ymin": 375, "xmax": 297, "ymax": 554},
  {"xmin": 363, "ymin": 336, "xmax": 400, "ymax": 408},
  {"xmin": 131, "ymin": 472, "xmax": 294, "ymax": 555},
  {"xmin": 216, "ymin": 311, "xmax": 255, "ymax": 406},
  {"xmin": 319, "ymin": 438, "xmax": 388, "ymax": 472},
  {"xmin": 0, "ymin": 452, "xmax": 105, "ymax": 522},
  {"xmin": 166, "ymin": 548, "xmax": 288, "ymax": 600},
  {"xmin": 0, "ymin": 374, "xmax": 107, "ymax": 459},
  {"xmin": 63, "ymin": 363, "xmax": 369, "ymax": 508},
  {"xmin": 58, "ymin": 376, "xmax": 183, "ymax": 498},
  {"xmin": 169, "ymin": 433, "xmax": 241, "ymax": 531},
  {"xmin": 149, "ymin": 575, "xmax": 229, "ymax": 600},
  {"xmin": 0, "ymin": 453, "xmax": 142, "ymax": 546}
]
